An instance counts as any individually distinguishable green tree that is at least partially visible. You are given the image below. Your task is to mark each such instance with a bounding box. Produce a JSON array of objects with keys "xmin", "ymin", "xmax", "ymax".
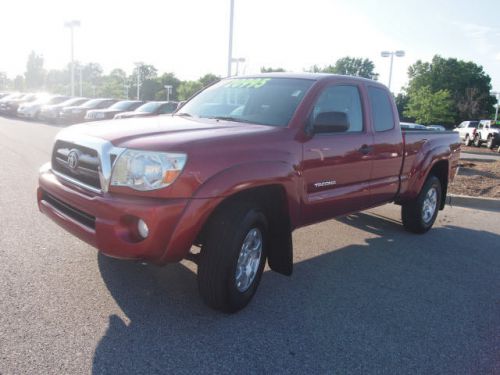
[
  {"xmin": 13, "ymin": 75, "xmax": 25, "ymax": 91},
  {"xmin": 0, "ymin": 72, "xmax": 9, "ymax": 90},
  {"xmin": 155, "ymin": 72, "xmax": 182, "ymax": 100},
  {"xmin": 260, "ymin": 67, "xmax": 286, "ymax": 73},
  {"xmin": 198, "ymin": 73, "xmax": 221, "ymax": 88},
  {"xmin": 82, "ymin": 63, "xmax": 103, "ymax": 86},
  {"xmin": 141, "ymin": 79, "xmax": 163, "ymax": 101},
  {"xmin": 98, "ymin": 68, "xmax": 129, "ymax": 99},
  {"xmin": 45, "ymin": 69, "xmax": 68, "ymax": 95},
  {"xmin": 395, "ymin": 93, "xmax": 410, "ymax": 122},
  {"xmin": 307, "ymin": 57, "xmax": 378, "ymax": 80},
  {"xmin": 130, "ymin": 64, "xmax": 158, "ymax": 100},
  {"xmin": 404, "ymin": 86, "xmax": 455, "ymax": 125},
  {"xmin": 406, "ymin": 55, "xmax": 495, "ymax": 122},
  {"xmin": 177, "ymin": 81, "xmax": 203, "ymax": 100},
  {"xmin": 25, "ymin": 51, "xmax": 46, "ymax": 90},
  {"xmin": 99, "ymin": 75, "xmax": 127, "ymax": 99},
  {"xmin": 109, "ymin": 68, "xmax": 127, "ymax": 81}
]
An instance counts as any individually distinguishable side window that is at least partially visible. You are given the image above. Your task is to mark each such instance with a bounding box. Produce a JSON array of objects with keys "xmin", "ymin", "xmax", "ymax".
[
  {"xmin": 312, "ymin": 85, "xmax": 363, "ymax": 132},
  {"xmin": 368, "ymin": 86, "xmax": 395, "ymax": 132}
]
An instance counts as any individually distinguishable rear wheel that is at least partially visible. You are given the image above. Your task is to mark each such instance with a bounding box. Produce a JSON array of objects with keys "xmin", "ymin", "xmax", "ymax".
[
  {"xmin": 197, "ymin": 202, "xmax": 268, "ymax": 313},
  {"xmin": 473, "ymin": 135, "xmax": 481, "ymax": 147},
  {"xmin": 402, "ymin": 176, "xmax": 442, "ymax": 234},
  {"xmin": 486, "ymin": 136, "xmax": 494, "ymax": 149},
  {"xmin": 464, "ymin": 135, "xmax": 472, "ymax": 146}
]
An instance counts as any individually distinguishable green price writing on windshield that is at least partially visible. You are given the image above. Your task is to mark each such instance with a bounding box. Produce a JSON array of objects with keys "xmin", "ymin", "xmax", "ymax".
[{"xmin": 225, "ymin": 78, "xmax": 270, "ymax": 89}]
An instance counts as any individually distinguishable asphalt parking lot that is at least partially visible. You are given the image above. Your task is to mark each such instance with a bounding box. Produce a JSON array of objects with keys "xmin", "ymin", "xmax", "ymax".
[{"xmin": 0, "ymin": 116, "xmax": 499, "ymax": 374}]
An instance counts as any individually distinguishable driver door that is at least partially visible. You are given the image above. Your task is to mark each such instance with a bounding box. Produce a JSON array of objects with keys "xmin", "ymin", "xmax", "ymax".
[{"xmin": 301, "ymin": 84, "xmax": 373, "ymax": 225}]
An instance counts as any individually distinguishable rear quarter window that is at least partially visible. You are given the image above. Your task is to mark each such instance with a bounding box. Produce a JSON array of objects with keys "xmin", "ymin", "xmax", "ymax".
[{"xmin": 368, "ymin": 86, "xmax": 395, "ymax": 132}]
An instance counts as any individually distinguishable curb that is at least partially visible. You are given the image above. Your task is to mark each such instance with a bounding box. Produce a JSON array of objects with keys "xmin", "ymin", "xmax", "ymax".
[{"xmin": 448, "ymin": 194, "xmax": 500, "ymax": 213}]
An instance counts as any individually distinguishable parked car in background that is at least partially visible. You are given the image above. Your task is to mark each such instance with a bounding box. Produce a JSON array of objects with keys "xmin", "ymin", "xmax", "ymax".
[
  {"xmin": 84, "ymin": 100, "xmax": 144, "ymax": 121},
  {"xmin": 0, "ymin": 93, "xmax": 39, "ymax": 116},
  {"xmin": 18, "ymin": 95, "xmax": 69, "ymax": 120},
  {"xmin": 400, "ymin": 122, "xmax": 428, "ymax": 130},
  {"xmin": 0, "ymin": 92, "xmax": 10, "ymax": 99},
  {"xmin": 473, "ymin": 120, "xmax": 500, "ymax": 148},
  {"xmin": 453, "ymin": 120, "xmax": 479, "ymax": 146},
  {"xmin": 59, "ymin": 98, "xmax": 117, "ymax": 124},
  {"xmin": 427, "ymin": 125, "xmax": 446, "ymax": 131},
  {"xmin": 0, "ymin": 93, "xmax": 25, "ymax": 114},
  {"xmin": 114, "ymin": 101, "xmax": 178, "ymax": 119},
  {"xmin": 38, "ymin": 97, "xmax": 89, "ymax": 123}
]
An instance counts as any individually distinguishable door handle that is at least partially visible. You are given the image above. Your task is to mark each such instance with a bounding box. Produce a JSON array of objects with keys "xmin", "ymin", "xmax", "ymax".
[{"xmin": 358, "ymin": 144, "xmax": 373, "ymax": 155}]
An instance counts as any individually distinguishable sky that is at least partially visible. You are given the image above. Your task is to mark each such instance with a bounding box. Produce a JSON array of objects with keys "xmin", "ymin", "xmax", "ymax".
[{"xmin": 1, "ymin": 0, "xmax": 499, "ymax": 93}]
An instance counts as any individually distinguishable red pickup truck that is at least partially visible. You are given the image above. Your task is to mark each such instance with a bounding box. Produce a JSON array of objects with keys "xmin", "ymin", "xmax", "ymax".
[{"xmin": 37, "ymin": 74, "xmax": 460, "ymax": 312}]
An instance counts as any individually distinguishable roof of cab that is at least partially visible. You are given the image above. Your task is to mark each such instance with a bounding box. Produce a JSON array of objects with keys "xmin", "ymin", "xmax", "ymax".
[{"xmin": 228, "ymin": 72, "xmax": 384, "ymax": 86}]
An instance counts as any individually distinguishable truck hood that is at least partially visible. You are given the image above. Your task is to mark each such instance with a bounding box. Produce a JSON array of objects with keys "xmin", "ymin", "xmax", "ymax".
[{"xmin": 59, "ymin": 115, "xmax": 281, "ymax": 151}]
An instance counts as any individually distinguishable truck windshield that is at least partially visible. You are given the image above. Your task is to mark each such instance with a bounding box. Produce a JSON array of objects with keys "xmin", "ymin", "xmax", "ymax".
[{"xmin": 177, "ymin": 77, "xmax": 314, "ymax": 127}]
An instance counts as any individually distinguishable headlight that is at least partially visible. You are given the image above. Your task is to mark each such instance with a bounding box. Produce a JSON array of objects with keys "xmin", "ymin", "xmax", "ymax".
[
  {"xmin": 96, "ymin": 112, "xmax": 105, "ymax": 119},
  {"xmin": 110, "ymin": 150, "xmax": 187, "ymax": 191}
]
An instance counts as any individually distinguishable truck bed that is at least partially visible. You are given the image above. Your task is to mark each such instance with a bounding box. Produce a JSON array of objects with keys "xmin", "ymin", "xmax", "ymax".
[{"xmin": 398, "ymin": 130, "xmax": 461, "ymax": 201}]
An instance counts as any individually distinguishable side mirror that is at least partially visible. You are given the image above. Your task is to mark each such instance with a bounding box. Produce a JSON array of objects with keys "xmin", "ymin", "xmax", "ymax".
[{"xmin": 313, "ymin": 111, "xmax": 349, "ymax": 133}]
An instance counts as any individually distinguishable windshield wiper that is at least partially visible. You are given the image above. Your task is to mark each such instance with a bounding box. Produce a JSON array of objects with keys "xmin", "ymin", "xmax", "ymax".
[
  {"xmin": 203, "ymin": 116, "xmax": 254, "ymax": 124},
  {"xmin": 176, "ymin": 112, "xmax": 192, "ymax": 117}
]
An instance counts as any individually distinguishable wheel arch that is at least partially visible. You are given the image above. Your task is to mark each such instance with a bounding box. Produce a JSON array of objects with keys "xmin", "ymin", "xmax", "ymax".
[{"xmin": 196, "ymin": 184, "xmax": 294, "ymax": 276}]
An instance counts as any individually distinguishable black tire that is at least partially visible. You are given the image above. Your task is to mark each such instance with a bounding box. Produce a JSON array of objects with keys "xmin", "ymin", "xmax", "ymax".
[
  {"xmin": 464, "ymin": 135, "xmax": 471, "ymax": 146},
  {"xmin": 197, "ymin": 202, "xmax": 268, "ymax": 313},
  {"xmin": 473, "ymin": 135, "xmax": 481, "ymax": 147},
  {"xmin": 401, "ymin": 175, "xmax": 442, "ymax": 234},
  {"xmin": 486, "ymin": 136, "xmax": 494, "ymax": 149}
]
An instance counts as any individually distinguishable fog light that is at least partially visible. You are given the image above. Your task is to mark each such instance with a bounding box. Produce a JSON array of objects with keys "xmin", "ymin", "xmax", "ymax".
[{"xmin": 137, "ymin": 219, "xmax": 149, "ymax": 239}]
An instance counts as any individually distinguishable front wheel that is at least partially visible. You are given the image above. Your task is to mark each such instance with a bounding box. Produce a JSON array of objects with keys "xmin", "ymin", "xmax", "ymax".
[
  {"xmin": 197, "ymin": 202, "xmax": 268, "ymax": 313},
  {"xmin": 402, "ymin": 176, "xmax": 442, "ymax": 234}
]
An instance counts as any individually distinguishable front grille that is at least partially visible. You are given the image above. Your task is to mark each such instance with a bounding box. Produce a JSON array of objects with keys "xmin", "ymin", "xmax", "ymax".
[
  {"xmin": 42, "ymin": 191, "xmax": 96, "ymax": 229},
  {"xmin": 51, "ymin": 140, "xmax": 101, "ymax": 190}
]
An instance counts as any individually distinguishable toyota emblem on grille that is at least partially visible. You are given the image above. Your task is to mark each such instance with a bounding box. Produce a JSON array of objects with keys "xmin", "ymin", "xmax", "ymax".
[{"xmin": 67, "ymin": 149, "xmax": 80, "ymax": 171}]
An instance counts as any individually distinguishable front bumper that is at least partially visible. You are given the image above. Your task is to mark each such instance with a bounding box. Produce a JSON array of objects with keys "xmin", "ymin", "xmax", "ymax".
[{"xmin": 38, "ymin": 168, "xmax": 191, "ymax": 264}]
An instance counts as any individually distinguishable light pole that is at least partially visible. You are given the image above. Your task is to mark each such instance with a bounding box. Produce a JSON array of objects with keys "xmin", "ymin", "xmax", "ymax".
[
  {"xmin": 227, "ymin": 0, "xmax": 234, "ymax": 77},
  {"xmin": 231, "ymin": 57, "xmax": 246, "ymax": 76},
  {"xmin": 77, "ymin": 65, "xmax": 83, "ymax": 96},
  {"xmin": 134, "ymin": 62, "xmax": 143, "ymax": 100},
  {"xmin": 491, "ymin": 91, "xmax": 500, "ymax": 121},
  {"xmin": 123, "ymin": 77, "xmax": 130, "ymax": 99},
  {"xmin": 381, "ymin": 50, "xmax": 405, "ymax": 91},
  {"xmin": 64, "ymin": 20, "xmax": 80, "ymax": 96},
  {"xmin": 164, "ymin": 85, "xmax": 173, "ymax": 101}
]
